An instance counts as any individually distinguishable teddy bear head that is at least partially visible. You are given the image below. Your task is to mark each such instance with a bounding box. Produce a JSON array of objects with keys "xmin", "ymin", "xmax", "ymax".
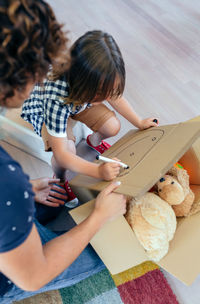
[
  {"xmin": 155, "ymin": 165, "xmax": 195, "ymax": 217},
  {"xmin": 157, "ymin": 175, "xmax": 185, "ymax": 205}
]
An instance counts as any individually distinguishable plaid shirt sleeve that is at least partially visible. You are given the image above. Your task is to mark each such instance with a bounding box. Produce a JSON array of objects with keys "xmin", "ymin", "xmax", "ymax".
[
  {"xmin": 21, "ymin": 78, "xmax": 71, "ymax": 137},
  {"xmin": 43, "ymin": 79, "xmax": 71, "ymax": 137},
  {"xmin": 44, "ymin": 98, "xmax": 70, "ymax": 137}
]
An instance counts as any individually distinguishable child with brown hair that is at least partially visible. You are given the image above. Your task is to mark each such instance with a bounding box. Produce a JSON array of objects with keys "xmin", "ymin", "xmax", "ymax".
[{"xmin": 21, "ymin": 30, "xmax": 158, "ymax": 206}]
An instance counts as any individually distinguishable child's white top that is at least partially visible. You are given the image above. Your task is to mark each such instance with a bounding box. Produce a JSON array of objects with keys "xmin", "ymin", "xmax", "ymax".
[{"xmin": 21, "ymin": 76, "xmax": 90, "ymax": 137}]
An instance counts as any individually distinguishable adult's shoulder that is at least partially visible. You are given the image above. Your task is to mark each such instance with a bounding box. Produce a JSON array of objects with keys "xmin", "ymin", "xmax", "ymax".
[
  {"xmin": 0, "ymin": 146, "xmax": 35, "ymax": 253},
  {"xmin": 0, "ymin": 145, "xmax": 21, "ymax": 168},
  {"xmin": 0, "ymin": 146, "xmax": 34, "ymax": 211}
]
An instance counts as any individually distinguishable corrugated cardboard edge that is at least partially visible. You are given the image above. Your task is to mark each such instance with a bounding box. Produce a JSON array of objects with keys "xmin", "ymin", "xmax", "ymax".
[
  {"xmin": 158, "ymin": 212, "xmax": 200, "ymax": 285},
  {"xmin": 70, "ymin": 121, "xmax": 200, "ymax": 199},
  {"xmin": 70, "ymin": 118, "xmax": 200, "ymax": 285},
  {"xmin": 70, "ymin": 200, "xmax": 147, "ymax": 274}
]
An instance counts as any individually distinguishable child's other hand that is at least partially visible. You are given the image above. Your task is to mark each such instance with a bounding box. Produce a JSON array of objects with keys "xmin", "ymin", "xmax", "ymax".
[
  {"xmin": 139, "ymin": 117, "xmax": 159, "ymax": 130},
  {"xmin": 98, "ymin": 162, "xmax": 121, "ymax": 181}
]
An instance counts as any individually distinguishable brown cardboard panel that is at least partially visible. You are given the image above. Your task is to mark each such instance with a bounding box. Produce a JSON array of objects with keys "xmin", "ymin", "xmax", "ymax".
[
  {"xmin": 70, "ymin": 119, "xmax": 200, "ymax": 284},
  {"xmin": 180, "ymin": 141, "xmax": 200, "ymax": 184},
  {"xmin": 180, "ymin": 116, "xmax": 200, "ymax": 184},
  {"xmin": 188, "ymin": 185, "xmax": 200, "ymax": 215},
  {"xmin": 70, "ymin": 122, "xmax": 200, "ymax": 199},
  {"xmin": 70, "ymin": 199, "xmax": 200, "ymax": 283},
  {"xmin": 158, "ymin": 212, "xmax": 200, "ymax": 285},
  {"xmin": 69, "ymin": 200, "xmax": 147, "ymax": 274},
  {"xmin": 186, "ymin": 115, "xmax": 200, "ymax": 123},
  {"xmin": 191, "ymin": 185, "xmax": 200, "ymax": 203}
]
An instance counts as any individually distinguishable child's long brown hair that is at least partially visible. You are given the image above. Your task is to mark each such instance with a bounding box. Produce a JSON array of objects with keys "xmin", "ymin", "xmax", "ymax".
[{"xmin": 51, "ymin": 30, "xmax": 125, "ymax": 105}]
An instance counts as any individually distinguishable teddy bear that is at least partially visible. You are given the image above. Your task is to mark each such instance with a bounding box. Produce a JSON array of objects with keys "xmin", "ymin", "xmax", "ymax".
[
  {"xmin": 125, "ymin": 163, "xmax": 200, "ymax": 262},
  {"xmin": 125, "ymin": 192, "xmax": 177, "ymax": 262},
  {"xmin": 156, "ymin": 164, "xmax": 195, "ymax": 217}
]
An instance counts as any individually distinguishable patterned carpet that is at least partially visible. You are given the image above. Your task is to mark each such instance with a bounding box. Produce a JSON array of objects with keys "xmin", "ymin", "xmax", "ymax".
[{"xmin": 16, "ymin": 261, "xmax": 179, "ymax": 304}]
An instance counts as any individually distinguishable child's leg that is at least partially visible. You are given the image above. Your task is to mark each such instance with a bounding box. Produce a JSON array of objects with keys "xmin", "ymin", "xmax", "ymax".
[
  {"xmin": 51, "ymin": 138, "xmax": 76, "ymax": 180},
  {"xmin": 50, "ymin": 138, "xmax": 78, "ymax": 208},
  {"xmin": 89, "ymin": 115, "xmax": 121, "ymax": 146},
  {"xmin": 41, "ymin": 121, "xmax": 76, "ymax": 180},
  {"xmin": 41, "ymin": 123, "xmax": 78, "ymax": 207},
  {"xmin": 72, "ymin": 104, "xmax": 120, "ymax": 149}
]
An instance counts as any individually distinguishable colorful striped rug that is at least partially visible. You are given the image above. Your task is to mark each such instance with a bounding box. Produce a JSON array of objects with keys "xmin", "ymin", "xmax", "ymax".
[{"xmin": 17, "ymin": 261, "xmax": 179, "ymax": 304}]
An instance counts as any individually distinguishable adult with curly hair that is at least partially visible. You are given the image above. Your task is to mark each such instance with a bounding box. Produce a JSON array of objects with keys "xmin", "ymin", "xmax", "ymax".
[{"xmin": 0, "ymin": 1, "xmax": 126, "ymax": 303}]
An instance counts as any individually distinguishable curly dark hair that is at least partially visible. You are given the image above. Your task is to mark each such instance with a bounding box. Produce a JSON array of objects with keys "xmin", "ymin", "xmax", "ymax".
[{"xmin": 0, "ymin": 0, "xmax": 69, "ymax": 103}]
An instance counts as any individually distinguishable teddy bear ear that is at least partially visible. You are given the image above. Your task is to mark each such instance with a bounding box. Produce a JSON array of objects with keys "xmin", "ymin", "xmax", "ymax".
[
  {"xmin": 176, "ymin": 169, "xmax": 190, "ymax": 195},
  {"xmin": 168, "ymin": 166, "xmax": 190, "ymax": 196},
  {"xmin": 168, "ymin": 166, "xmax": 179, "ymax": 178}
]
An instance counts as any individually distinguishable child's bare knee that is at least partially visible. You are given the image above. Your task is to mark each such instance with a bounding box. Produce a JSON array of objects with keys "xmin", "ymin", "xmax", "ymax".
[
  {"xmin": 112, "ymin": 117, "xmax": 121, "ymax": 135},
  {"xmin": 99, "ymin": 116, "xmax": 121, "ymax": 137},
  {"xmin": 107, "ymin": 117, "xmax": 121, "ymax": 136}
]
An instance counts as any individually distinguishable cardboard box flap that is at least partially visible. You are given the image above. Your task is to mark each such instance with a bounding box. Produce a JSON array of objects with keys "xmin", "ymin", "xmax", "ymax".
[
  {"xmin": 70, "ymin": 201, "xmax": 200, "ymax": 284},
  {"xmin": 159, "ymin": 212, "xmax": 200, "ymax": 285},
  {"xmin": 70, "ymin": 121, "xmax": 200, "ymax": 199},
  {"xmin": 70, "ymin": 118, "xmax": 200, "ymax": 284},
  {"xmin": 70, "ymin": 200, "xmax": 147, "ymax": 274}
]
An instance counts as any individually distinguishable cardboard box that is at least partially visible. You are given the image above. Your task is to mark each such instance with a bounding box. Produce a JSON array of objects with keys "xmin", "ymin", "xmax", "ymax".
[{"xmin": 70, "ymin": 118, "xmax": 200, "ymax": 285}]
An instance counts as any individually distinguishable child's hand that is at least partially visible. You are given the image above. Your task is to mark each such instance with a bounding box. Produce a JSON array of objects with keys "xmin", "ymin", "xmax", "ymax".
[
  {"xmin": 139, "ymin": 118, "xmax": 159, "ymax": 130},
  {"xmin": 98, "ymin": 162, "xmax": 121, "ymax": 181}
]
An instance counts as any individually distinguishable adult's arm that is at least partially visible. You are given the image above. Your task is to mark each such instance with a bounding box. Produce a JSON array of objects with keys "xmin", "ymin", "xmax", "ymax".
[{"xmin": 0, "ymin": 182, "xmax": 126, "ymax": 291}]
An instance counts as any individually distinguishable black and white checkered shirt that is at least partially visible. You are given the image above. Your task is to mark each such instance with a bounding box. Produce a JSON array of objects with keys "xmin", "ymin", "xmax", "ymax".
[{"xmin": 21, "ymin": 77, "xmax": 90, "ymax": 137}]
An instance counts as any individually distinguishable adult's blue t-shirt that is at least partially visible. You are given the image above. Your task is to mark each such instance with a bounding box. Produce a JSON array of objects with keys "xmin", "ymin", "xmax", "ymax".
[{"xmin": 0, "ymin": 145, "xmax": 35, "ymax": 295}]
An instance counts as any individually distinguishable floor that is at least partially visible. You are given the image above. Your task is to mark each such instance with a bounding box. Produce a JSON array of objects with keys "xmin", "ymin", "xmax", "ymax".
[{"xmin": 2, "ymin": 0, "xmax": 200, "ymax": 303}]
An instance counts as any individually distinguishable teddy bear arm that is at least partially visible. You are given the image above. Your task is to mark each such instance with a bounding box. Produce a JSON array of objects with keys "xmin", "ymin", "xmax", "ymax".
[
  {"xmin": 146, "ymin": 242, "xmax": 169, "ymax": 262},
  {"xmin": 172, "ymin": 190, "xmax": 194, "ymax": 217},
  {"xmin": 176, "ymin": 169, "xmax": 190, "ymax": 196}
]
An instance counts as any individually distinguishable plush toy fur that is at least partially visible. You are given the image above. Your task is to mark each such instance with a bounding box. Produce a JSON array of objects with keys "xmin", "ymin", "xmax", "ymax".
[
  {"xmin": 156, "ymin": 166, "xmax": 195, "ymax": 217},
  {"xmin": 125, "ymin": 164, "xmax": 200, "ymax": 262},
  {"xmin": 125, "ymin": 192, "xmax": 176, "ymax": 262}
]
